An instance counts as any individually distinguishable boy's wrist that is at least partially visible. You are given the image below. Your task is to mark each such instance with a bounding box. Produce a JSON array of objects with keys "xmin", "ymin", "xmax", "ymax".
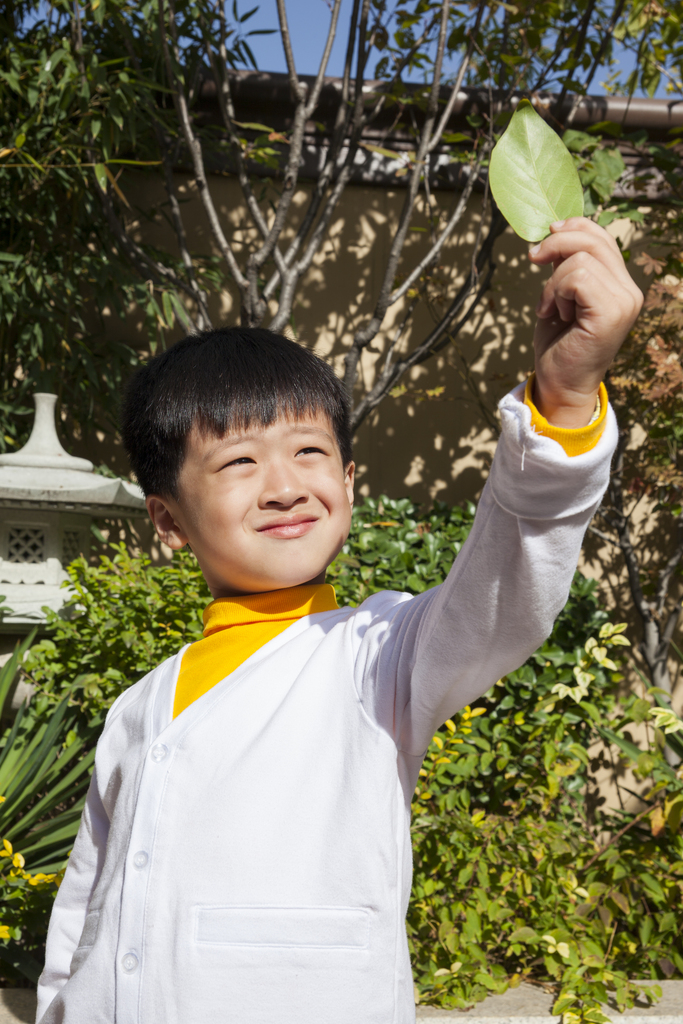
[
  {"xmin": 531, "ymin": 378, "xmax": 601, "ymax": 429},
  {"xmin": 524, "ymin": 375, "xmax": 607, "ymax": 458}
]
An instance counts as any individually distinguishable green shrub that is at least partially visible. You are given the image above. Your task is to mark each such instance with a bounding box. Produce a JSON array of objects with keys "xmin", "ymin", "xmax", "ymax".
[
  {"xmin": 22, "ymin": 544, "xmax": 211, "ymax": 720},
  {"xmin": 3, "ymin": 496, "xmax": 682, "ymax": 1018},
  {"xmin": 409, "ymin": 627, "xmax": 683, "ymax": 1021},
  {"xmin": 0, "ymin": 635, "xmax": 101, "ymax": 984},
  {"xmin": 329, "ymin": 495, "xmax": 476, "ymax": 604}
]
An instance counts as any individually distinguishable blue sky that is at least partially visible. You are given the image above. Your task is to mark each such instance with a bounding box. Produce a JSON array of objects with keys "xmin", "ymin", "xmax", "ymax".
[{"xmin": 238, "ymin": 0, "xmax": 666, "ymax": 97}]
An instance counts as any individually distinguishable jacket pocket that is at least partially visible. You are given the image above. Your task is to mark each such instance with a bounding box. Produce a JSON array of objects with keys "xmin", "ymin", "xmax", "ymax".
[
  {"xmin": 69, "ymin": 909, "xmax": 100, "ymax": 973},
  {"xmin": 195, "ymin": 906, "xmax": 370, "ymax": 949}
]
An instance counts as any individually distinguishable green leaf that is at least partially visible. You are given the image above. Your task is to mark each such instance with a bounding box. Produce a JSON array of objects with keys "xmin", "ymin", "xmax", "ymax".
[
  {"xmin": 232, "ymin": 120, "xmax": 274, "ymax": 133},
  {"xmin": 509, "ymin": 926, "xmax": 538, "ymax": 942},
  {"xmin": 489, "ymin": 100, "xmax": 584, "ymax": 242},
  {"xmin": 169, "ymin": 291, "xmax": 191, "ymax": 328},
  {"xmin": 93, "ymin": 163, "xmax": 108, "ymax": 191},
  {"xmin": 161, "ymin": 291, "xmax": 174, "ymax": 329}
]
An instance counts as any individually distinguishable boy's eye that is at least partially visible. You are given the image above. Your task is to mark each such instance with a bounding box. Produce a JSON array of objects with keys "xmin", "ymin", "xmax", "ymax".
[
  {"xmin": 297, "ymin": 446, "xmax": 325, "ymax": 456},
  {"xmin": 225, "ymin": 456, "xmax": 255, "ymax": 467}
]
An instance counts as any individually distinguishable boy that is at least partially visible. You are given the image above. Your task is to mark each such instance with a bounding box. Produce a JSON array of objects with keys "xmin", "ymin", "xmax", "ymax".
[{"xmin": 36, "ymin": 219, "xmax": 642, "ymax": 1024}]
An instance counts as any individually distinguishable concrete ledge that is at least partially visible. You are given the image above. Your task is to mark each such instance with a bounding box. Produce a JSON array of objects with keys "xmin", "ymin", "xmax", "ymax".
[
  {"xmin": 0, "ymin": 990, "xmax": 35, "ymax": 1024},
  {"xmin": 417, "ymin": 982, "xmax": 683, "ymax": 1021},
  {"xmin": 3, "ymin": 981, "xmax": 682, "ymax": 1023}
]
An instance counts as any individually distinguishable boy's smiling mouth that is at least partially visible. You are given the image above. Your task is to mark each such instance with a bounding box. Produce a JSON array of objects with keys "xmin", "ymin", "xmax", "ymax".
[{"xmin": 257, "ymin": 515, "xmax": 319, "ymax": 539}]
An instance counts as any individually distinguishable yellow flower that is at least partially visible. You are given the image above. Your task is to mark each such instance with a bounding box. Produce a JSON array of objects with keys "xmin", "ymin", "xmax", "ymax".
[
  {"xmin": 0, "ymin": 925, "xmax": 10, "ymax": 940},
  {"xmin": 1, "ymin": 839, "xmax": 12, "ymax": 857},
  {"xmin": 12, "ymin": 853, "xmax": 25, "ymax": 869}
]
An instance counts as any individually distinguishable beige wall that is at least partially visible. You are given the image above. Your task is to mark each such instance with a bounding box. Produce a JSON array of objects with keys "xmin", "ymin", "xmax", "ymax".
[{"xmin": 93, "ymin": 171, "xmax": 649, "ymax": 508}]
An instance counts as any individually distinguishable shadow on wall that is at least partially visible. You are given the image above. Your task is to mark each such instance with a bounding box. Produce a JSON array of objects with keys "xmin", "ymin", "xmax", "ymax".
[{"xmin": 74, "ymin": 171, "xmax": 649, "ymax": 509}]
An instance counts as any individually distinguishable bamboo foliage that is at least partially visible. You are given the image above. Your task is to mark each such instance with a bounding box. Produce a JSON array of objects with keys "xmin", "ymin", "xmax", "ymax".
[{"xmin": 0, "ymin": 632, "xmax": 101, "ymax": 873}]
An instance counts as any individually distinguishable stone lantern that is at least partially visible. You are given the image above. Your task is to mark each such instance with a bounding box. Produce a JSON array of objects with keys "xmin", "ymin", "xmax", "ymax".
[{"xmin": 0, "ymin": 393, "xmax": 146, "ymax": 631}]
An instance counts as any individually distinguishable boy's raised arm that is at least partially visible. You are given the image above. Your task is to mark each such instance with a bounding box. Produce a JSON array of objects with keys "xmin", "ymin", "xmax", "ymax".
[{"xmin": 367, "ymin": 219, "xmax": 642, "ymax": 757}]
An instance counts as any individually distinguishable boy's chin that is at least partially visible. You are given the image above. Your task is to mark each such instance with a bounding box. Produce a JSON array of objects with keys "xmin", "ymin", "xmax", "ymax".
[
  {"xmin": 264, "ymin": 571, "xmax": 328, "ymax": 592},
  {"xmin": 211, "ymin": 568, "xmax": 328, "ymax": 598}
]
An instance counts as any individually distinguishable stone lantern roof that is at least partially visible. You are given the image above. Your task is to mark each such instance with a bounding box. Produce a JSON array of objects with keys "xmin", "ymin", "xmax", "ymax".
[
  {"xmin": 0, "ymin": 394, "xmax": 146, "ymax": 631},
  {"xmin": 0, "ymin": 393, "xmax": 145, "ymax": 516}
]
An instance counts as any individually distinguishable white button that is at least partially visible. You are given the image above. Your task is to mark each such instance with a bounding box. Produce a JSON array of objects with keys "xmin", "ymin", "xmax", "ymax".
[
  {"xmin": 150, "ymin": 744, "xmax": 168, "ymax": 762},
  {"xmin": 121, "ymin": 952, "xmax": 139, "ymax": 973},
  {"xmin": 133, "ymin": 851, "xmax": 148, "ymax": 869}
]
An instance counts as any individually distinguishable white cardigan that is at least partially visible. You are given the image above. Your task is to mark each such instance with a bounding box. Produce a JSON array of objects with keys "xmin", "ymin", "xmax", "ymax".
[{"xmin": 36, "ymin": 387, "xmax": 618, "ymax": 1024}]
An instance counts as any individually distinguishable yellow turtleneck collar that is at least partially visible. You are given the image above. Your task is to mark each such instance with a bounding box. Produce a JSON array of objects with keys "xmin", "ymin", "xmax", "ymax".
[
  {"xmin": 174, "ymin": 584, "xmax": 338, "ymax": 718},
  {"xmin": 202, "ymin": 583, "xmax": 338, "ymax": 636}
]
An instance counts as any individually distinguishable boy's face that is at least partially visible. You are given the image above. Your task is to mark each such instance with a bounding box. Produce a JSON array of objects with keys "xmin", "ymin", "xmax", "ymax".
[{"xmin": 146, "ymin": 412, "xmax": 354, "ymax": 598}]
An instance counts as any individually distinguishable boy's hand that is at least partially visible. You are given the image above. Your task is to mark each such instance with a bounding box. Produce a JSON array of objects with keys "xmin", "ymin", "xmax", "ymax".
[{"xmin": 528, "ymin": 217, "xmax": 643, "ymax": 428}]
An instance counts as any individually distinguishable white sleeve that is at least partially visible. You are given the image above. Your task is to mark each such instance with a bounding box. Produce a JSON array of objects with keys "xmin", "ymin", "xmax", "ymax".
[
  {"xmin": 35, "ymin": 768, "xmax": 109, "ymax": 1023},
  {"xmin": 357, "ymin": 383, "xmax": 618, "ymax": 757}
]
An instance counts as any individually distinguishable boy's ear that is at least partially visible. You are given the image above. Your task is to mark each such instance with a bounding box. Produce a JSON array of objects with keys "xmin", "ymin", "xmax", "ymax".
[
  {"xmin": 146, "ymin": 495, "xmax": 190, "ymax": 550},
  {"xmin": 344, "ymin": 462, "xmax": 355, "ymax": 509}
]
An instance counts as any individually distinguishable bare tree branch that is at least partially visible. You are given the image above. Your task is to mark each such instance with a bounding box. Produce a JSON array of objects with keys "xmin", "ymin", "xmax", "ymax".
[
  {"xmin": 95, "ymin": 182, "xmax": 201, "ymax": 332},
  {"xmin": 554, "ymin": 0, "xmax": 598, "ymax": 121},
  {"xmin": 305, "ymin": 0, "xmax": 344, "ymax": 117},
  {"xmin": 112, "ymin": 12, "xmax": 211, "ymax": 329},
  {"xmin": 389, "ymin": 150, "xmax": 485, "ymax": 307},
  {"xmin": 276, "ymin": 0, "xmax": 307, "ymax": 102},
  {"xmin": 587, "ymin": 524, "xmax": 621, "ymax": 548},
  {"xmin": 237, "ymin": 0, "xmax": 342, "ymax": 307},
  {"xmin": 654, "ymin": 514, "xmax": 683, "ymax": 618},
  {"xmin": 349, "ymin": 208, "xmax": 504, "ymax": 430},
  {"xmin": 599, "ymin": 433, "xmax": 681, "ymax": 708},
  {"xmin": 160, "ymin": 148, "xmax": 213, "ymax": 330},
  {"xmin": 343, "ymin": 0, "xmax": 452, "ymax": 396},
  {"xmin": 99, "ymin": 0, "xmax": 645, "ymax": 494},
  {"xmin": 364, "ymin": 21, "xmax": 435, "ymax": 127},
  {"xmin": 604, "ymin": 439, "xmax": 651, "ymax": 618},
  {"xmin": 159, "ymin": 0, "xmax": 249, "ymax": 303},
  {"xmin": 200, "ymin": 5, "xmax": 270, "ymax": 241},
  {"xmin": 261, "ymin": 0, "xmax": 362, "ymax": 303},
  {"xmin": 578, "ymin": 0, "xmax": 629, "ymax": 100},
  {"xmin": 427, "ymin": 0, "xmax": 487, "ymax": 154},
  {"xmin": 263, "ymin": 0, "xmax": 446, "ymax": 323}
]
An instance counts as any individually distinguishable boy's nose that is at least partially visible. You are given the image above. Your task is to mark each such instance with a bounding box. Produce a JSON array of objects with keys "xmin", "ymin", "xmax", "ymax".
[{"xmin": 259, "ymin": 468, "xmax": 309, "ymax": 508}]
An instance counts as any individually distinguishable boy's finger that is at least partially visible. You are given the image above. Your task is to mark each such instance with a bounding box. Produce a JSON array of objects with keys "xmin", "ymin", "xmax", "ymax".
[
  {"xmin": 530, "ymin": 229, "xmax": 625, "ymax": 279},
  {"xmin": 529, "ymin": 223, "xmax": 630, "ymax": 284},
  {"xmin": 549, "ymin": 216, "xmax": 624, "ymax": 262},
  {"xmin": 552, "ymin": 267, "xmax": 613, "ymax": 324},
  {"xmin": 550, "ymin": 216, "xmax": 623, "ymax": 256},
  {"xmin": 536, "ymin": 254, "xmax": 616, "ymax": 320}
]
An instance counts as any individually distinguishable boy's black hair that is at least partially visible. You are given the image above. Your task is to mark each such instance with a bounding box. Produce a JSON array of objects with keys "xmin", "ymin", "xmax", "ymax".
[{"xmin": 121, "ymin": 327, "xmax": 353, "ymax": 498}]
